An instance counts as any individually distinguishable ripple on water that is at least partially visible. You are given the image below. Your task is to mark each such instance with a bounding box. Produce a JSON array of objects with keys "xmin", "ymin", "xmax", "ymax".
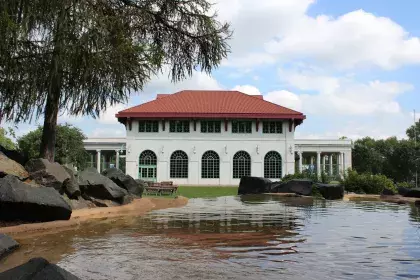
[{"xmin": 1, "ymin": 195, "xmax": 420, "ymax": 280}]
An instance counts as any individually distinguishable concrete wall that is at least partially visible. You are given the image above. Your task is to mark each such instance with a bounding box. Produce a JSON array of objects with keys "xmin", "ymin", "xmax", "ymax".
[{"xmin": 125, "ymin": 119, "xmax": 296, "ymax": 185}]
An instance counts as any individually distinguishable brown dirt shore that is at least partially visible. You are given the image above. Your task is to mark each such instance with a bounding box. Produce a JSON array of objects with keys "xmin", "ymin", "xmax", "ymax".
[{"xmin": 0, "ymin": 196, "xmax": 189, "ymax": 237}]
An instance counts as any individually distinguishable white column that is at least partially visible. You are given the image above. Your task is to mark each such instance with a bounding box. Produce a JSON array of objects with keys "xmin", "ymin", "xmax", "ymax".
[
  {"xmin": 322, "ymin": 155, "xmax": 326, "ymax": 173},
  {"xmin": 96, "ymin": 149, "xmax": 101, "ymax": 172},
  {"xmin": 298, "ymin": 152, "xmax": 303, "ymax": 173},
  {"xmin": 329, "ymin": 154, "xmax": 333, "ymax": 176},
  {"xmin": 115, "ymin": 150, "xmax": 120, "ymax": 170},
  {"xmin": 342, "ymin": 152, "xmax": 345, "ymax": 173},
  {"xmin": 316, "ymin": 152, "xmax": 321, "ymax": 177},
  {"xmin": 337, "ymin": 153, "xmax": 342, "ymax": 175}
]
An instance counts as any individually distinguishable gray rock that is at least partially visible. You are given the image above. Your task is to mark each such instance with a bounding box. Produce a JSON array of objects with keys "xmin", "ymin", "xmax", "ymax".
[
  {"xmin": 238, "ymin": 176, "xmax": 272, "ymax": 195},
  {"xmin": 271, "ymin": 179, "xmax": 313, "ymax": 196},
  {"xmin": 102, "ymin": 168, "xmax": 144, "ymax": 197},
  {"xmin": 404, "ymin": 188, "xmax": 420, "ymax": 198},
  {"xmin": 78, "ymin": 168, "xmax": 128, "ymax": 201},
  {"xmin": 0, "ymin": 152, "xmax": 29, "ymax": 180},
  {"xmin": 314, "ymin": 183, "xmax": 344, "ymax": 200},
  {"xmin": 0, "ymin": 175, "xmax": 72, "ymax": 222},
  {"xmin": 0, "ymin": 257, "xmax": 81, "ymax": 280},
  {"xmin": 0, "ymin": 234, "xmax": 19, "ymax": 260},
  {"xmin": 62, "ymin": 178, "xmax": 81, "ymax": 199},
  {"xmin": 398, "ymin": 187, "xmax": 410, "ymax": 196},
  {"xmin": 25, "ymin": 159, "xmax": 70, "ymax": 190},
  {"xmin": 382, "ymin": 188, "xmax": 396, "ymax": 196}
]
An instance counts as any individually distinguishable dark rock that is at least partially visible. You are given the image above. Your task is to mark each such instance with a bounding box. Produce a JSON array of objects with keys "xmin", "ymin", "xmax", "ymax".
[
  {"xmin": 403, "ymin": 188, "xmax": 420, "ymax": 198},
  {"xmin": 415, "ymin": 200, "xmax": 420, "ymax": 207},
  {"xmin": 0, "ymin": 175, "xmax": 72, "ymax": 222},
  {"xmin": 0, "ymin": 234, "xmax": 19, "ymax": 260},
  {"xmin": 238, "ymin": 176, "xmax": 272, "ymax": 195},
  {"xmin": 0, "ymin": 145, "xmax": 28, "ymax": 166},
  {"xmin": 91, "ymin": 198, "xmax": 120, "ymax": 207},
  {"xmin": 398, "ymin": 187, "xmax": 410, "ymax": 196},
  {"xmin": 25, "ymin": 159, "xmax": 70, "ymax": 190},
  {"xmin": 61, "ymin": 194, "xmax": 95, "ymax": 210},
  {"xmin": 314, "ymin": 183, "xmax": 344, "ymax": 200},
  {"xmin": 62, "ymin": 178, "xmax": 81, "ymax": 199},
  {"xmin": 102, "ymin": 168, "xmax": 144, "ymax": 197},
  {"xmin": 0, "ymin": 152, "xmax": 29, "ymax": 180},
  {"xmin": 382, "ymin": 188, "xmax": 396, "ymax": 196},
  {"xmin": 271, "ymin": 179, "xmax": 313, "ymax": 196},
  {"xmin": 0, "ymin": 257, "xmax": 81, "ymax": 280},
  {"xmin": 78, "ymin": 168, "xmax": 128, "ymax": 200},
  {"xmin": 121, "ymin": 194, "xmax": 135, "ymax": 205}
]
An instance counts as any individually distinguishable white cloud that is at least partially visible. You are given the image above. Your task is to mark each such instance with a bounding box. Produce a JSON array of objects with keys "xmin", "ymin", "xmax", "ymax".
[
  {"xmin": 411, "ymin": 111, "xmax": 420, "ymax": 121},
  {"xmin": 232, "ymin": 85, "xmax": 261, "ymax": 95},
  {"xmin": 216, "ymin": 0, "xmax": 420, "ymax": 70},
  {"xmin": 279, "ymin": 69, "xmax": 413, "ymax": 115},
  {"xmin": 90, "ymin": 127, "xmax": 125, "ymax": 138},
  {"xmin": 264, "ymin": 90, "xmax": 302, "ymax": 111},
  {"xmin": 97, "ymin": 103, "xmax": 128, "ymax": 125}
]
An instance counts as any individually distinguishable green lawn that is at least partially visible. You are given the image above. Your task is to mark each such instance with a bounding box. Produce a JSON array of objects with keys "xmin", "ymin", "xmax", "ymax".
[{"xmin": 177, "ymin": 186, "xmax": 238, "ymax": 198}]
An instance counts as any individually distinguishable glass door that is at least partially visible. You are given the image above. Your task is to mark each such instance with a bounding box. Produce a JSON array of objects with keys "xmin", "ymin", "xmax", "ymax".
[{"xmin": 139, "ymin": 165, "xmax": 157, "ymax": 182}]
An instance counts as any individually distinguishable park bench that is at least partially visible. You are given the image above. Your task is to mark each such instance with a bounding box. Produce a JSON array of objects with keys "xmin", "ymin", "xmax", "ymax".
[{"xmin": 144, "ymin": 181, "xmax": 178, "ymax": 196}]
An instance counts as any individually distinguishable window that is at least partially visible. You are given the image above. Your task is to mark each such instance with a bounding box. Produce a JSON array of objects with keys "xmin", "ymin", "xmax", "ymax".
[
  {"xmin": 232, "ymin": 121, "xmax": 252, "ymax": 133},
  {"xmin": 233, "ymin": 151, "xmax": 251, "ymax": 179},
  {"xmin": 170, "ymin": 150, "xmax": 188, "ymax": 178},
  {"xmin": 139, "ymin": 150, "xmax": 157, "ymax": 165},
  {"xmin": 263, "ymin": 121, "xmax": 282, "ymax": 134},
  {"xmin": 139, "ymin": 120, "xmax": 159, "ymax": 132},
  {"xmin": 264, "ymin": 151, "xmax": 282, "ymax": 179},
  {"xmin": 201, "ymin": 121, "xmax": 221, "ymax": 133},
  {"xmin": 201, "ymin": 151, "xmax": 220, "ymax": 179},
  {"xmin": 169, "ymin": 120, "xmax": 190, "ymax": 133}
]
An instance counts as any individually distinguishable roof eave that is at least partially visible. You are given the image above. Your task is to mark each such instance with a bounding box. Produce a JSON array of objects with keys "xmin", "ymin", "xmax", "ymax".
[{"xmin": 115, "ymin": 112, "xmax": 306, "ymax": 120}]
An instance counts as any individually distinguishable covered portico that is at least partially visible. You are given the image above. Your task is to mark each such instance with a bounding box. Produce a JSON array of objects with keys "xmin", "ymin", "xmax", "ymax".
[
  {"xmin": 83, "ymin": 138, "xmax": 126, "ymax": 173},
  {"xmin": 295, "ymin": 139, "xmax": 353, "ymax": 178}
]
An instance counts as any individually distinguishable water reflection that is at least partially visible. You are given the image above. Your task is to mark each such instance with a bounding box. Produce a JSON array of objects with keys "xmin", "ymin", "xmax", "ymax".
[{"xmin": 1, "ymin": 195, "xmax": 420, "ymax": 280}]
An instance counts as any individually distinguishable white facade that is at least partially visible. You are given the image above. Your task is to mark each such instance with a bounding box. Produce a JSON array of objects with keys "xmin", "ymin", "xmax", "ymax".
[
  {"xmin": 125, "ymin": 120, "xmax": 295, "ymax": 186},
  {"xmin": 84, "ymin": 123, "xmax": 353, "ymax": 186}
]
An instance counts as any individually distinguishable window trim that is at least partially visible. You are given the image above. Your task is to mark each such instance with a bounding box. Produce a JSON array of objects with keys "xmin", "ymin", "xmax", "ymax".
[
  {"xmin": 170, "ymin": 150, "xmax": 189, "ymax": 178},
  {"xmin": 232, "ymin": 120, "xmax": 253, "ymax": 134},
  {"xmin": 233, "ymin": 151, "xmax": 251, "ymax": 179},
  {"xmin": 138, "ymin": 120, "xmax": 159, "ymax": 133},
  {"xmin": 262, "ymin": 121, "xmax": 283, "ymax": 134},
  {"xmin": 169, "ymin": 120, "xmax": 190, "ymax": 133},
  {"xmin": 201, "ymin": 151, "xmax": 220, "ymax": 179},
  {"xmin": 201, "ymin": 120, "xmax": 222, "ymax": 133},
  {"xmin": 264, "ymin": 151, "xmax": 282, "ymax": 179}
]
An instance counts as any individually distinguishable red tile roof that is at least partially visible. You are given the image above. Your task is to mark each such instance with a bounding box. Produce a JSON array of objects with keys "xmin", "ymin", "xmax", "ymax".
[{"xmin": 116, "ymin": 90, "xmax": 305, "ymax": 120}]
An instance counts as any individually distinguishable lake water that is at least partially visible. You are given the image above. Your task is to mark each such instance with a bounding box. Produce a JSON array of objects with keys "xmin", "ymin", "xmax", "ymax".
[{"xmin": 2, "ymin": 195, "xmax": 420, "ymax": 279}]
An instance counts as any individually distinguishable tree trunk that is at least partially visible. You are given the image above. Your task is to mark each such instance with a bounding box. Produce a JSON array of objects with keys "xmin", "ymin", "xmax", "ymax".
[
  {"xmin": 39, "ymin": 8, "xmax": 66, "ymax": 162},
  {"xmin": 39, "ymin": 89, "xmax": 60, "ymax": 161}
]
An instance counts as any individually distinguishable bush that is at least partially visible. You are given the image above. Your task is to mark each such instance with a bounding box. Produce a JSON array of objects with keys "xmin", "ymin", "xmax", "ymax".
[
  {"xmin": 282, "ymin": 171, "xmax": 319, "ymax": 183},
  {"xmin": 343, "ymin": 169, "xmax": 396, "ymax": 194},
  {"xmin": 396, "ymin": 181, "xmax": 415, "ymax": 189}
]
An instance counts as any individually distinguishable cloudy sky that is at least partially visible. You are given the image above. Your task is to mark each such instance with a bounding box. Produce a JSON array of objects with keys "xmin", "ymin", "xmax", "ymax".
[{"xmin": 5, "ymin": 0, "xmax": 420, "ymax": 140}]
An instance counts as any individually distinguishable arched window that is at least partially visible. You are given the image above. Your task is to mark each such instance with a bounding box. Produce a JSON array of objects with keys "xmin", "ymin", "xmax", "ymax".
[
  {"xmin": 170, "ymin": 150, "xmax": 188, "ymax": 178},
  {"xmin": 201, "ymin": 151, "xmax": 220, "ymax": 179},
  {"xmin": 139, "ymin": 150, "xmax": 157, "ymax": 165},
  {"xmin": 139, "ymin": 150, "xmax": 157, "ymax": 181},
  {"xmin": 264, "ymin": 151, "xmax": 282, "ymax": 179},
  {"xmin": 233, "ymin": 151, "xmax": 251, "ymax": 179}
]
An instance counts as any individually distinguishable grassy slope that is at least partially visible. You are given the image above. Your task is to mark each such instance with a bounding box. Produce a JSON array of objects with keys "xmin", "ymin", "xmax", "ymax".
[{"xmin": 176, "ymin": 186, "xmax": 238, "ymax": 198}]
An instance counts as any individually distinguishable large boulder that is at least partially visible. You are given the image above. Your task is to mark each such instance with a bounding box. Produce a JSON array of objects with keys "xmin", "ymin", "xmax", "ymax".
[
  {"xmin": 382, "ymin": 188, "xmax": 396, "ymax": 196},
  {"xmin": 0, "ymin": 234, "xmax": 19, "ymax": 260},
  {"xmin": 0, "ymin": 145, "xmax": 28, "ymax": 166},
  {"xmin": 398, "ymin": 187, "xmax": 410, "ymax": 196},
  {"xmin": 314, "ymin": 183, "xmax": 344, "ymax": 200},
  {"xmin": 0, "ymin": 257, "xmax": 81, "ymax": 280},
  {"xmin": 0, "ymin": 175, "xmax": 72, "ymax": 222},
  {"xmin": 62, "ymin": 166, "xmax": 80, "ymax": 199},
  {"xmin": 102, "ymin": 168, "xmax": 144, "ymax": 197},
  {"xmin": 78, "ymin": 168, "xmax": 128, "ymax": 201},
  {"xmin": 25, "ymin": 159, "xmax": 70, "ymax": 191},
  {"xmin": 403, "ymin": 188, "xmax": 420, "ymax": 198},
  {"xmin": 238, "ymin": 176, "xmax": 272, "ymax": 195},
  {"xmin": 271, "ymin": 179, "xmax": 313, "ymax": 196},
  {"xmin": 0, "ymin": 152, "xmax": 29, "ymax": 180}
]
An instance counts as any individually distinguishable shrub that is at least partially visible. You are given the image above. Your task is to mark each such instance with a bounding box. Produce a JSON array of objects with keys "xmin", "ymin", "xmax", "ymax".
[
  {"xmin": 396, "ymin": 181, "xmax": 415, "ymax": 189},
  {"xmin": 343, "ymin": 170, "xmax": 396, "ymax": 194},
  {"xmin": 282, "ymin": 171, "xmax": 319, "ymax": 183}
]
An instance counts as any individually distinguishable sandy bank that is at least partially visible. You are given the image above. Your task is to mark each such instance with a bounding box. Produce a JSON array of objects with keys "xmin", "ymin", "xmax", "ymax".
[{"xmin": 0, "ymin": 196, "xmax": 188, "ymax": 236}]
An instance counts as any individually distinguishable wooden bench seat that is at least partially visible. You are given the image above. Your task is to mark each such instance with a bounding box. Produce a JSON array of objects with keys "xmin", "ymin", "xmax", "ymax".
[{"xmin": 144, "ymin": 182, "xmax": 178, "ymax": 196}]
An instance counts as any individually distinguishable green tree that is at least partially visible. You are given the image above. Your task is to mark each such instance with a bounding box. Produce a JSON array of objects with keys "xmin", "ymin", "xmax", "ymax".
[
  {"xmin": 407, "ymin": 120, "xmax": 420, "ymax": 141},
  {"xmin": 0, "ymin": 0, "xmax": 231, "ymax": 161},
  {"xmin": 352, "ymin": 137, "xmax": 385, "ymax": 174},
  {"xmin": 18, "ymin": 123, "xmax": 90, "ymax": 169},
  {"xmin": 0, "ymin": 127, "xmax": 16, "ymax": 150}
]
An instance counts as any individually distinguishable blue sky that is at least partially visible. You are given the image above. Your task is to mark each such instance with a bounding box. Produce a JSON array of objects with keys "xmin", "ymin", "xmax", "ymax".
[{"xmin": 4, "ymin": 0, "xmax": 420, "ymax": 140}]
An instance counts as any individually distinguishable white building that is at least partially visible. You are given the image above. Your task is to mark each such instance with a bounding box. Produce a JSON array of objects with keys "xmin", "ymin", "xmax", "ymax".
[{"xmin": 84, "ymin": 90, "xmax": 352, "ymax": 186}]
